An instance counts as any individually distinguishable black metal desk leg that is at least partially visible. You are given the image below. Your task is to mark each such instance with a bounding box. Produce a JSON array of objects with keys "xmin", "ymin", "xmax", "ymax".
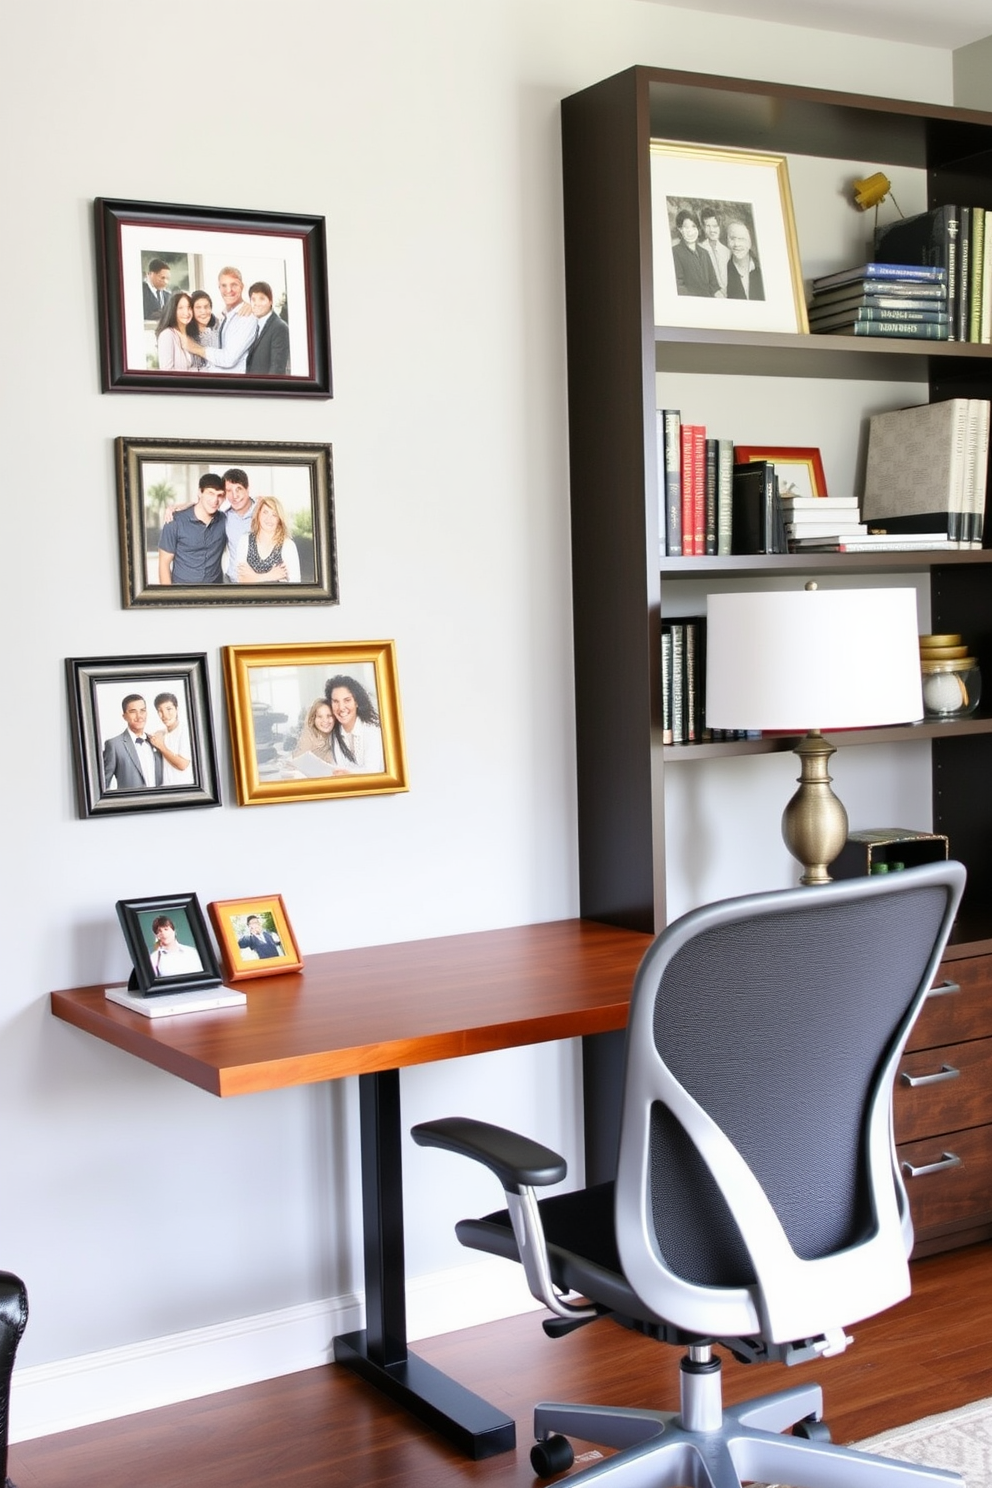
[{"xmin": 333, "ymin": 1069, "xmax": 516, "ymax": 1459}]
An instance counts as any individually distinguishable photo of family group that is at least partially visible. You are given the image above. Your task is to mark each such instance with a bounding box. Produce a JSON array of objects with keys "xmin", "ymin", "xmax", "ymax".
[
  {"xmin": 667, "ymin": 199, "xmax": 764, "ymax": 301},
  {"xmin": 115, "ymin": 892, "xmax": 222, "ymax": 993},
  {"xmin": 66, "ymin": 654, "xmax": 220, "ymax": 818},
  {"xmin": 116, "ymin": 438, "xmax": 337, "ymax": 608},
  {"xmin": 96, "ymin": 199, "xmax": 331, "ymax": 396},
  {"xmin": 223, "ymin": 642, "xmax": 409, "ymax": 806},
  {"xmin": 650, "ymin": 141, "xmax": 807, "ymax": 334}
]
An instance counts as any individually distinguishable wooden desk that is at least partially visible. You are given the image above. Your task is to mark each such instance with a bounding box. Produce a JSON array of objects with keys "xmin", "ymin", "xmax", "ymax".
[{"xmin": 51, "ymin": 917, "xmax": 650, "ymax": 1459}]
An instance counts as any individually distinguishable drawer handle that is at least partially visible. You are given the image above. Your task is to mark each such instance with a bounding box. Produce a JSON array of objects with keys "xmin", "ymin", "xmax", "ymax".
[
  {"xmin": 902, "ymin": 1152, "xmax": 962, "ymax": 1179},
  {"xmin": 900, "ymin": 1063, "xmax": 960, "ymax": 1088},
  {"xmin": 926, "ymin": 979, "xmax": 961, "ymax": 998}
]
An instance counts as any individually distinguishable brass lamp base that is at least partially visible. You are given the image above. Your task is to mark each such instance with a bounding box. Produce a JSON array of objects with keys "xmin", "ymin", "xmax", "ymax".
[{"xmin": 781, "ymin": 730, "xmax": 849, "ymax": 886}]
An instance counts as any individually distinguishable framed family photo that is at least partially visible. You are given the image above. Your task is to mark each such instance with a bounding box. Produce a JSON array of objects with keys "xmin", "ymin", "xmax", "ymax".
[
  {"xmin": 208, "ymin": 895, "xmax": 303, "ymax": 983},
  {"xmin": 650, "ymin": 141, "xmax": 808, "ymax": 334},
  {"xmin": 115, "ymin": 438, "xmax": 337, "ymax": 608},
  {"xmin": 734, "ymin": 445, "xmax": 828, "ymax": 499},
  {"xmin": 95, "ymin": 198, "xmax": 331, "ymax": 397},
  {"xmin": 222, "ymin": 641, "xmax": 408, "ymax": 806},
  {"xmin": 116, "ymin": 892, "xmax": 222, "ymax": 994},
  {"xmin": 66, "ymin": 654, "xmax": 220, "ymax": 819}
]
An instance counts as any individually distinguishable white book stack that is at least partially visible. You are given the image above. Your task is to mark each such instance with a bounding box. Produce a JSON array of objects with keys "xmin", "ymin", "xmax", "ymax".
[{"xmin": 782, "ymin": 495, "xmax": 866, "ymax": 551}]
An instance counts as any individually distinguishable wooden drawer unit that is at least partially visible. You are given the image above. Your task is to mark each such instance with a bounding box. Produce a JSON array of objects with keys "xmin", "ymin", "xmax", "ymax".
[
  {"xmin": 897, "ymin": 1124, "xmax": 992, "ymax": 1247},
  {"xmin": 895, "ymin": 953, "xmax": 992, "ymax": 1255}
]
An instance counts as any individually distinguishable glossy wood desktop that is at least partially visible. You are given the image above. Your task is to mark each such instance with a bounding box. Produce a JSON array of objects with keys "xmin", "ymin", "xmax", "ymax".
[{"xmin": 50, "ymin": 917, "xmax": 651, "ymax": 1458}]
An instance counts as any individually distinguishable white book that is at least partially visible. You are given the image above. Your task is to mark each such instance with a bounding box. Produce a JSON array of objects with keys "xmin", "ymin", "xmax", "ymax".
[
  {"xmin": 789, "ymin": 532, "xmax": 954, "ymax": 549},
  {"xmin": 785, "ymin": 521, "xmax": 867, "ymax": 537},
  {"xmin": 778, "ymin": 495, "xmax": 859, "ymax": 510}
]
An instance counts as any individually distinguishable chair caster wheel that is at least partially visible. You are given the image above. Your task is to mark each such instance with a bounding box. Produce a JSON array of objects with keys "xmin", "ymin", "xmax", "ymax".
[
  {"xmin": 794, "ymin": 1414, "xmax": 832, "ymax": 1442},
  {"xmin": 531, "ymin": 1434, "xmax": 575, "ymax": 1477}
]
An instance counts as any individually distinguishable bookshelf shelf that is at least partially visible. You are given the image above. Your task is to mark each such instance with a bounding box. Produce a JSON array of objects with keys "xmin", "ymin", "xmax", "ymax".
[
  {"xmin": 656, "ymin": 326, "xmax": 992, "ymax": 380},
  {"xmin": 563, "ymin": 67, "xmax": 992, "ymax": 1244},
  {"xmin": 660, "ymin": 550, "xmax": 992, "ymax": 577},
  {"xmin": 663, "ymin": 712, "xmax": 992, "ymax": 763}
]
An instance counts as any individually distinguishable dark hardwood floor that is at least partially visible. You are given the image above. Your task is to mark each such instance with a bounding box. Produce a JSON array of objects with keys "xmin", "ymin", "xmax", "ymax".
[{"xmin": 11, "ymin": 1242, "xmax": 992, "ymax": 1488}]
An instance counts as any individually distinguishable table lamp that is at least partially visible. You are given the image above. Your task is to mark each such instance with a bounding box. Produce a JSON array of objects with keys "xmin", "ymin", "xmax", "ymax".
[{"xmin": 705, "ymin": 584, "xmax": 924, "ymax": 885}]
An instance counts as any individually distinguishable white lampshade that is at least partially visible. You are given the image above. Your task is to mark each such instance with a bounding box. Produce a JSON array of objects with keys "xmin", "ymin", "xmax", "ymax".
[{"xmin": 706, "ymin": 587, "xmax": 924, "ymax": 731}]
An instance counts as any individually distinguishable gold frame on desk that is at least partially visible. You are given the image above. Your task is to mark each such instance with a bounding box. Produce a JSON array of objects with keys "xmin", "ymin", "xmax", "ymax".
[
  {"xmin": 222, "ymin": 640, "xmax": 408, "ymax": 806},
  {"xmin": 208, "ymin": 894, "xmax": 303, "ymax": 982}
]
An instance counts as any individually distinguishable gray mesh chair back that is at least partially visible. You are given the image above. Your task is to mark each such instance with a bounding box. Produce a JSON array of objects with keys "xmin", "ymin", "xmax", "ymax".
[{"xmin": 617, "ymin": 863, "xmax": 964, "ymax": 1346}]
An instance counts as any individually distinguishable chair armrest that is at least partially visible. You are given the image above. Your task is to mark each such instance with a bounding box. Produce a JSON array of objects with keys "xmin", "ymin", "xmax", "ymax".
[
  {"xmin": 412, "ymin": 1118, "xmax": 597, "ymax": 1328},
  {"xmin": 411, "ymin": 1116, "xmax": 567, "ymax": 1193}
]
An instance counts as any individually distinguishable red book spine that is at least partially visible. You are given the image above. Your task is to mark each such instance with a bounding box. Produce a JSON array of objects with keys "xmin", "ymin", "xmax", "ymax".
[
  {"xmin": 692, "ymin": 425, "xmax": 706, "ymax": 556},
  {"xmin": 680, "ymin": 425, "xmax": 694, "ymax": 554}
]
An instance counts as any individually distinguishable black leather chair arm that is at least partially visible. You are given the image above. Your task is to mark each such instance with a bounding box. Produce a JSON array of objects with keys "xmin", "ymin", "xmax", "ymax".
[
  {"xmin": 412, "ymin": 1116, "xmax": 567, "ymax": 1193},
  {"xmin": 0, "ymin": 1272, "xmax": 28, "ymax": 1488}
]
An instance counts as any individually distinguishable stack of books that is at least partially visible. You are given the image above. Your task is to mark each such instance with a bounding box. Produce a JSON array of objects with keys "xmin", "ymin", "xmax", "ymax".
[
  {"xmin": 660, "ymin": 615, "xmax": 757, "ymax": 745},
  {"xmin": 861, "ymin": 398, "xmax": 991, "ymax": 549},
  {"xmin": 782, "ymin": 495, "xmax": 866, "ymax": 552},
  {"xmin": 875, "ymin": 205, "xmax": 992, "ymax": 344},
  {"xmin": 657, "ymin": 409, "xmax": 734, "ymax": 556},
  {"xmin": 806, "ymin": 262, "xmax": 949, "ymax": 340}
]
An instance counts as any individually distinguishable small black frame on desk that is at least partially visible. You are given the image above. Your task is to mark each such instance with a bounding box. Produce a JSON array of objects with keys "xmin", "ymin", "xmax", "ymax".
[
  {"xmin": 116, "ymin": 892, "xmax": 222, "ymax": 994},
  {"xmin": 95, "ymin": 197, "xmax": 331, "ymax": 397},
  {"xmin": 66, "ymin": 653, "xmax": 220, "ymax": 819}
]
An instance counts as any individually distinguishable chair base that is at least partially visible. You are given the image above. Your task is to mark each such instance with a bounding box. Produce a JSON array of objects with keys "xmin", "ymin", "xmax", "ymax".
[{"xmin": 533, "ymin": 1355, "xmax": 964, "ymax": 1488}]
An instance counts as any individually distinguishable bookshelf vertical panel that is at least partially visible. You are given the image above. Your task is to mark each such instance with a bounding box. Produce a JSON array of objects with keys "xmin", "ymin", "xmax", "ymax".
[{"xmin": 563, "ymin": 70, "xmax": 666, "ymax": 934}]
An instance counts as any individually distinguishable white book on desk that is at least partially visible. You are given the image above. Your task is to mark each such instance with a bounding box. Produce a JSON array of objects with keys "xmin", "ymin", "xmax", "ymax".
[{"xmin": 105, "ymin": 985, "xmax": 247, "ymax": 1018}]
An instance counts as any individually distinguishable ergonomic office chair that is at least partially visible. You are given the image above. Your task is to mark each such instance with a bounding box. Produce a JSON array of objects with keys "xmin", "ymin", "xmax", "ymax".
[
  {"xmin": 0, "ymin": 1272, "xmax": 27, "ymax": 1488},
  {"xmin": 414, "ymin": 863, "xmax": 966, "ymax": 1487}
]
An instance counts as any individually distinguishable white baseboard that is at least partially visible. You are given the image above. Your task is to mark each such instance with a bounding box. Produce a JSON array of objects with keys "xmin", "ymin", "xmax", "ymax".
[{"xmin": 11, "ymin": 1258, "xmax": 540, "ymax": 1441}]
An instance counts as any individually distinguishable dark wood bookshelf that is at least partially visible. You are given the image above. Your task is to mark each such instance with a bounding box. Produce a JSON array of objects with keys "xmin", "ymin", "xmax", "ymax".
[{"xmin": 563, "ymin": 68, "xmax": 992, "ymax": 1239}]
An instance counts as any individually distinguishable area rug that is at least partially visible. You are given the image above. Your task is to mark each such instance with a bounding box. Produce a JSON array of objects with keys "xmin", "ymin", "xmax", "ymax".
[
  {"xmin": 851, "ymin": 1396, "xmax": 992, "ymax": 1482},
  {"xmin": 767, "ymin": 1396, "xmax": 992, "ymax": 1485}
]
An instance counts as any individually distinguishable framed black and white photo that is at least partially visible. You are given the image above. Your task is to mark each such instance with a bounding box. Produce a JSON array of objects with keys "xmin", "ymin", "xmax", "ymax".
[
  {"xmin": 116, "ymin": 438, "xmax": 337, "ymax": 608},
  {"xmin": 66, "ymin": 654, "xmax": 220, "ymax": 818},
  {"xmin": 116, "ymin": 892, "xmax": 222, "ymax": 994},
  {"xmin": 96, "ymin": 198, "xmax": 331, "ymax": 397},
  {"xmin": 650, "ymin": 141, "xmax": 808, "ymax": 334},
  {"xmin": 223, "ymin": 641, "xmax": 408, "ymax": 806}
]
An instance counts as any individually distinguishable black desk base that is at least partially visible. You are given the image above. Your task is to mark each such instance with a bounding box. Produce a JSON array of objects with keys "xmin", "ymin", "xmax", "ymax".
[
  {"xmin": 332, "ymin": 1070, "xmax": 516, "ymax": 1458},
  {"xmin": 333, "ymin": 1329, "xmax": 515, "ymax": 1459}
]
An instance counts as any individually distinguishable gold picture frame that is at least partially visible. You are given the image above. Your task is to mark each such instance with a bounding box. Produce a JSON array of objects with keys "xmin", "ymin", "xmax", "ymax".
[
  {"xmin": 207, "ymin": 894, "xmax": 303, "ymax": 982},
  {"xmin": 650, "ymin": 140, "xmax": 808, "ymax": 334},
  {"xmin": 222, "ymin": 640, "xmax": 408, "ymax": 806}
]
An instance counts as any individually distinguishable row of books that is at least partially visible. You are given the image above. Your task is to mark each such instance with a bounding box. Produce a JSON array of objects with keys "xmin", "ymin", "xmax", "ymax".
[
  {"xmin": 661, "ymin": 616, "xmax": 758, "ymax": 745},
  {"xmin": 875, "ymin": 206, "xmax": 992, "ymax": 344},
  {"xmin": 656, "ymin": 410, "xmax": 733, "ymax": 556},
  {"xmin": 806, "ymin": 261, "xmax": 949, "ymax": 342}
]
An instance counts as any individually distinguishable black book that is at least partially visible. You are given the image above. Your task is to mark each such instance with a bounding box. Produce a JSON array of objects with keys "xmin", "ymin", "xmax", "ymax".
[
  {"xmin": 874, "ymin": 206, "xmax": 961, "ymax": 341},
  {"xmin": 704, "ymin": 438, "xmax": 717, "ymax": 556},
  {"xmin": 731, "ymin": 461, "xmax": 781, "ymax": 554}
]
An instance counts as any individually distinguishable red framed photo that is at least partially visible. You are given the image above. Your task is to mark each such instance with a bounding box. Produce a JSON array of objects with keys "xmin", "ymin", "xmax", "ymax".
[{"xmin": 733, "ymin": 446, "xmax": 828, "ymax": 499}]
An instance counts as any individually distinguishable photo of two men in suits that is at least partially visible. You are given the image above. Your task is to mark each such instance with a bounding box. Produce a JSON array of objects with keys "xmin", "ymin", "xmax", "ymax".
[{"xmin": 99, "ymin": 683, "xmax": 196, "ymax": 795}]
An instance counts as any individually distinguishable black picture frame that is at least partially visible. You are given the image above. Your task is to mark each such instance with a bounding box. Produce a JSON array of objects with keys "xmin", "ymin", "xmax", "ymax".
[
  {"xmin": 66, "ymin": 654, "xmax": 220, "ymax": 818},
  {"xmin": 116, "ymin": 892, "xmax": 222, "ymax": 994},
  {"xmin": 95, "ymin": 197, "xmax": 332, "ymax": 397},
  {"xmin": 115, "ymin": 438, "xmax": 338, "ymax": 608}
]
